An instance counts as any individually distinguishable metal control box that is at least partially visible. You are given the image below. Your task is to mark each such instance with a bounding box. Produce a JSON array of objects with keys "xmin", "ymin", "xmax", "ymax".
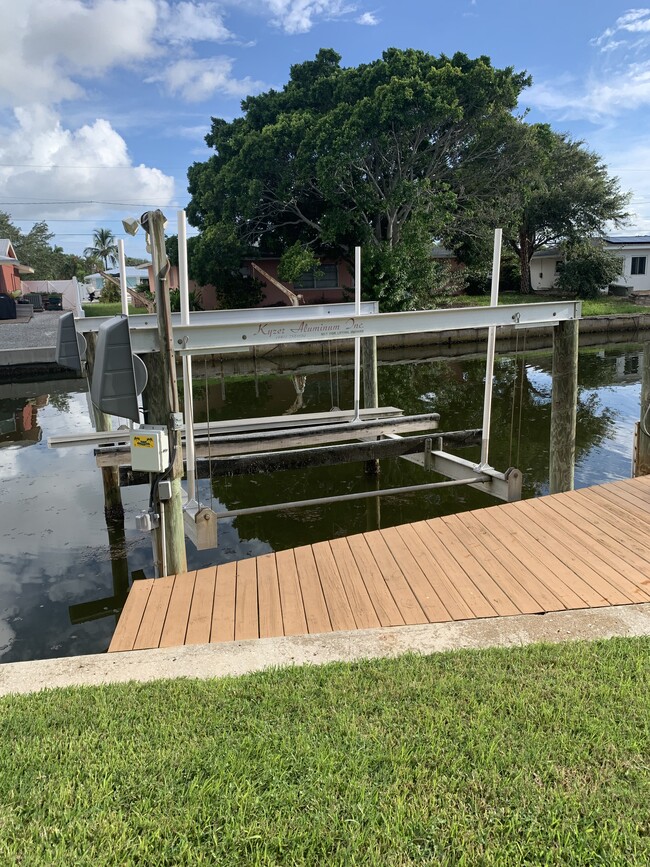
[{"xmin": 130, "ymin": 425, "xmax": 169, "ymax": 473}]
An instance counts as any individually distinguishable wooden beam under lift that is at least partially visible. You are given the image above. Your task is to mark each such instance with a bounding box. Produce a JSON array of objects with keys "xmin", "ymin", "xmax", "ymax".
[{"xmin": 95, "ymin": 412, "xmax": 441, "ymax": 467}]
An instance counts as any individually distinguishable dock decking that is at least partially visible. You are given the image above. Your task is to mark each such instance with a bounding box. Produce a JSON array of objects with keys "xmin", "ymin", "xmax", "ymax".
[{"xmin": 109, "ymin": 476, "xmax": 650, "ymax": 653}]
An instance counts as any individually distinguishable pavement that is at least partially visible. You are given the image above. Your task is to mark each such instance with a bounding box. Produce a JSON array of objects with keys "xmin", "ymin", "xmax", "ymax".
[
  {"xmin": 0, "ymin": 311, "xmax": 66, "ymax": 365},
  {"xmin": 2, "ymin": 603, "xmax": 650, "ymax": 697}
]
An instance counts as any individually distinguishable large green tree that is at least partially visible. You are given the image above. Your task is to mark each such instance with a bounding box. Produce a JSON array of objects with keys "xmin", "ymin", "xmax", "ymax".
[
  {"xmin": 187, "ymin": 48, "xmax": 530, "ymax": 309},
  {"xmin": 445, "ymin": 123, "xmax": 629, "ymax": 294}
]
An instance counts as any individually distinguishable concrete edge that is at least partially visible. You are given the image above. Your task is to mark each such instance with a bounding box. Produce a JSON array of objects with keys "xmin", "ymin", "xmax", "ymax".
[{"xmin": 2, "ymin": 603, "xmax": 650, "ymax": 696}]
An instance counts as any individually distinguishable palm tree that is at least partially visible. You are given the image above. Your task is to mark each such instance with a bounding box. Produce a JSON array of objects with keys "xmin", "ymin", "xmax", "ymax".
[{"xmin": 84, "ymin": 228, "xmax": 118, "ymax": 270}]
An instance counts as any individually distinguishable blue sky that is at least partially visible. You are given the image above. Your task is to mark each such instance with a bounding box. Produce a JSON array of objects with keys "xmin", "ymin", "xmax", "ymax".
[{"xmin": 2, "ymin": 0, "xmax": 650, "ymax": 260}]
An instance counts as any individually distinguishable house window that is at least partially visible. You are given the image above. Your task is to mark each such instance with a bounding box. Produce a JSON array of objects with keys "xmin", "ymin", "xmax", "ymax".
[
  {"xmin": 631, "ymin": 256, "xmax": 646, "ymax": 276},
  {"xmin": 293, "ymin": 264, "xmax": 338, "ymax": 290}
]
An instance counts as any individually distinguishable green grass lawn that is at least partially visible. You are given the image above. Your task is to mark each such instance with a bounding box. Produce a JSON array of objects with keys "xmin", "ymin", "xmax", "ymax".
[
  {"xmin": 1, "ymin": 638, "xmax": 649, "ymax": 865},
  {"xmin": 82, "ymin": 302, "xmax": 148, "ymax": 317},
  {"xmin": 450, "ymin": 292, "xmax": 642, "ymax": 316}
]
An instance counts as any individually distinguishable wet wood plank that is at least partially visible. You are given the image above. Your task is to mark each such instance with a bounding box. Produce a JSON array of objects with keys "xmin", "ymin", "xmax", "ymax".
[
  {"xmin": 257, "ymin": 553, "xmax": 284, "ymax": 639},
  {"xmin": 235, "ymin": 557, "xmax": 259, "ymax": 641},
  {"xmin": 212, "ymin": 562, "xmax": 236, "ymax": 643}
]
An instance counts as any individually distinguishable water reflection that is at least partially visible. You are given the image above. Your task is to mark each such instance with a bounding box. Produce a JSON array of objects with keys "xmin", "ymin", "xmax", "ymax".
[{"xmin": 0, "ymin": 342, "xmax": 645, "ymax": 662}]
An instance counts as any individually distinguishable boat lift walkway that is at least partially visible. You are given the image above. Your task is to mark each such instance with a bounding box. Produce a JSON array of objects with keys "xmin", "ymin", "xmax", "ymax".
[{"xmin": 109, "ymin": 475, "xmax": 650, "ymax": 653}]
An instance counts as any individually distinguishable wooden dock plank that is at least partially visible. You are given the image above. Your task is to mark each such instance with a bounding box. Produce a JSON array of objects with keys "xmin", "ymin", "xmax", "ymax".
[
  {"xmin": 293, "ymin": 544, "xmax": 332, "ymax": 634},
  {"xmin": 363, "ymin": 530, "xmax": 427, "ymax": 625},
  {"xmin": 235, "ymin": 558, "xmax": 259, "ymax": 641},
  {"xmin": 383, "ymin": 524, "xmax": 454, "ymax": 622},
  {"xmin": 328, "ymin": 538, "xmax": 381, "ymax": 630},
  {"xmin": 109, "ymin": 578, "xmax": 154, "ymax": 652},
  {"xmin": 508, "ymin": 501, "xmax": 619, "ymax": 607},
  {"xmin": 436, "ymin": 515, "xmax": 523, "ymax": 616},
  {"xmin": 257, "ymin": 553, "xmax": 284, "ymax": 638},
  {"xmin": 159, "ymin": 571, "xmax": 196, "ymax": 648},
  {"xmin": 394, "ymin": 522, "xmax": 473, "ymax": 620},
  {"xmin": 186, "ymin": 567, "xmax": 217, "ymax": 645},
  {"xmin": 345, "ymin": 534, "xmax": 405, "ymax": 627},
  {"xmin": 312, "ymin": 542, "xmax": 357, "ymax": 631},
  {"xmin": 481, "ymin": 504, "xmax": 589, "ymax": 610},
  {"xmin": 275, "ymin": 549, "xmax": 308, "ymax": 636},
  {"xmin": 111, "ymin": 478, "xmax": 650, "ymax": 654},
  {"xmin": 212, "ymin": 562, "xmax": 236, "ymax": 643},
  {"xmin": 413, "ymin": 521, "xmax": 497, "ymax": 619},
  {"xmin": 442, "ymin": 513, "xmax": 542, "ymax": 615},
  {"xmin": 537, "ymin": 495, "xmax": 650, "ymax": 603},
  {"xmin": 133, "ymin": 574, "xmax": 175, "ymax": 650},
  {"xmin": 471, "ymin": 508, "xmax": 567, "ymax": 611}
]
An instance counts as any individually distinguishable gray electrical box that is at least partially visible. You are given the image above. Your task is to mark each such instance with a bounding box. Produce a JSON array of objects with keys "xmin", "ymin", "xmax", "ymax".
[{"xmin": 90, "ymin": 316, "xmax": 147, "ymax": 422}]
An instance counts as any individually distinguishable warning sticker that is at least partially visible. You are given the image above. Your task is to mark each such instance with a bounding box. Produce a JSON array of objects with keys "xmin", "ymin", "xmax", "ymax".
[{"xmin": 133, "ymin": 435, "xmax": 155, "ymax": 448}]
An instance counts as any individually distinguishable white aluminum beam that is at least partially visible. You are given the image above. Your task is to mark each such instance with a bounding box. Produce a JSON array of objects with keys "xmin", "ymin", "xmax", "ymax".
[
  {"xmin": 74, "ymin": 301, "xmax": 380, "ymax": 353},
  {"xmin": 172, "ymin": 301, "xmax": 581, "ymax": 355}
]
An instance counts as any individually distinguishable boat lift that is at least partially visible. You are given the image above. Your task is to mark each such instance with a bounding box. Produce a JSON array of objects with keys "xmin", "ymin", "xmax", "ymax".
[{"xmin": 49, "ymin": 223, "xmax": 581, "ymax": 559}]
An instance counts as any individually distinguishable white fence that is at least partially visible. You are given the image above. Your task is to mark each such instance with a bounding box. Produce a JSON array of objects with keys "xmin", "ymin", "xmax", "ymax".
[{"xmin": 21, "ymin": 278, "xmax": 84, "ymax": 317}]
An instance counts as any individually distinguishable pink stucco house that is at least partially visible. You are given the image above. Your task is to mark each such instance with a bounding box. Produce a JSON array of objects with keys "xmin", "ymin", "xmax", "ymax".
[{"xmin": 0, "ymin": 239, "xmax": 33, "ymax": 294}]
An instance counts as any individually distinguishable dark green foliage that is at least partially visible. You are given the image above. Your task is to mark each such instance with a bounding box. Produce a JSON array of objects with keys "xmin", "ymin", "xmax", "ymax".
[
  {"xmin": 187, "ymin": 48, "xmax": 530, "ymax": 309},
  {"xmin": 446, "ymin": 124, "xmax": 630, "ymax": 293},
  {"xmin": 557, "ymin": 242, "xmax": 624, "ymax": 299},
  {"xmin": 168, "ymin": 288, "xmax": 203, "ymax": 312}
]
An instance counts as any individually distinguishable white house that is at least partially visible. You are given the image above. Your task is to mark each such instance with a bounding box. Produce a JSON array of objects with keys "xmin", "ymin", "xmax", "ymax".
[{"xmin": 530, "ymin": 236, "xmax": 650, "ymax": 294}]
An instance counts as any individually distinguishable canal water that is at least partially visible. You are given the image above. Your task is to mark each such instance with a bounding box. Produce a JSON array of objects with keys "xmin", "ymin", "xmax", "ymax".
[{"xmin": 0, "ymin": 341, "xmax": 643, "ymax": 662}]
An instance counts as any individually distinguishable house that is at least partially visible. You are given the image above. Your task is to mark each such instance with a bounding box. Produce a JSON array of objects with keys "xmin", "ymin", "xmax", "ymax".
[
  {"xmin": 84, "ymin": 266, "xmax": 149, "ymax": 299},
  {"xmin": 529, "ymin": 237, "xmax": 650, "ymax": 294},
  {"xmin": 0, "ymin": 239, "xmax": 34, "ymax": 294},
  {"xmin": 149, "ymin": 255, "xmax": 353, "ymax": 309}
]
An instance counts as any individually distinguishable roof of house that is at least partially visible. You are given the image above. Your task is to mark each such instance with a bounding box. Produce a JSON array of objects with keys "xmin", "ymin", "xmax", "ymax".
[
  {"xmin": 605, "ymin": 235, "xmax": 650, "ymax": 245},
  {"xmin": 0, "ymin": 238, "xmax": 33, "ymax": 273}
]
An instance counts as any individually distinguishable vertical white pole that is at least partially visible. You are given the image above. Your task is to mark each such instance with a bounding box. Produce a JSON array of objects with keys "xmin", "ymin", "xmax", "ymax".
[
  {"xmin": 479, "ymin": 228, "xmax": 503, "ymax": 468},
  {"xmin": 353, "ymin": 246, "xmax": 362, "ymax": 422},
  {"xmin": 178, "ymin": 210, "xmax": 196, "ymax": 503},
  {"xmin": 117, "ymin": 239, "xmax": 128, "ymax": 316}
]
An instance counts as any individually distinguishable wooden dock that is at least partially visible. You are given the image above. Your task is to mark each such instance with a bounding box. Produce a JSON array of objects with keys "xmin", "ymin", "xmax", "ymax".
[{"xmin": 109, "ymin": 476, "xmax": 650, "ymax": 653}]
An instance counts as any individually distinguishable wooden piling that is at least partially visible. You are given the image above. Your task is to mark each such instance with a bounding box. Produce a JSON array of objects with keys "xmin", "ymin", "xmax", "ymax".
[
  {"xmin": 145, "ymin": 210, "xmax": 187, "ymax": 576},
  {"xmin": 362, "ymin": 336, "xmax": 380, "ymax": 476},
  {"xmin": 637, "ymin": 343, "xmax": 650, "ymax": 476},
  {"xmin": 85, "ymin": 331, "xmax": 124, "ymax": 522},
  {"xmin": 549, "ymin": 318, "xmax": 579, "ymax": 494}
]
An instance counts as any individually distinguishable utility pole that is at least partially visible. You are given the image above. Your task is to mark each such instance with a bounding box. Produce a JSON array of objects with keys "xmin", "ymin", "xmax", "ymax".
[{"xmin": 142, "ymin": 210, "xmax": 187, "ymax": 575}]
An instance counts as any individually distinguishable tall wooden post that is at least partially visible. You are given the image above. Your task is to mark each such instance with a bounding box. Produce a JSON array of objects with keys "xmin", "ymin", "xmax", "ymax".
[
  {"xmin": 144, "ymin": 210, "xmax": 187, "ymax": 576},
  {"xmin": 637, "ymin": 343, "xmax": 650, "ymax": 476},
  {"xmin": 362, "ymin": 335, "xmax": 380, "ymax": 477},
  {"xmin": 549, "ymin": 319, "xmax": 579, "ymax": 494},
  {"xmin": 85, "ymin": 330, "xmax": 124, "ymax": 522}
]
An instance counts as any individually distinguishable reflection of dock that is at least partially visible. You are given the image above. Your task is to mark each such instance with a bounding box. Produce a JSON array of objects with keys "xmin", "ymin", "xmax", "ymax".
[{"xmin": 109, "ymin": 476, "xmax": 650, "ymax": 653}]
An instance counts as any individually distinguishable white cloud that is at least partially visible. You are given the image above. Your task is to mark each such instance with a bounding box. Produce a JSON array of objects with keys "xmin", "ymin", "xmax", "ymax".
[
  {"xmin": 0, "ymin": 0, "xmax": 238, "ymax": 109},
  {"xmin": 157, "ymin": 1, "xmax": 233, "ymax": 43},
  {"xmin": 0, "ymin": 105, "xmax": 175, "ymax": 219},
  {"xmin": 356, "ymin": 11, "xmax": 378, "ymax": 25},
  {"xmin": 258, "ymin": 0, "xmax": 354, "ymax": 34},
  {"xmin": 147, "ymin": 57, "xmax": 264, "ymax": 101},
  {"xmin": 593, "ymin": 8, "xmax": 650, "ymax": 50}
]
